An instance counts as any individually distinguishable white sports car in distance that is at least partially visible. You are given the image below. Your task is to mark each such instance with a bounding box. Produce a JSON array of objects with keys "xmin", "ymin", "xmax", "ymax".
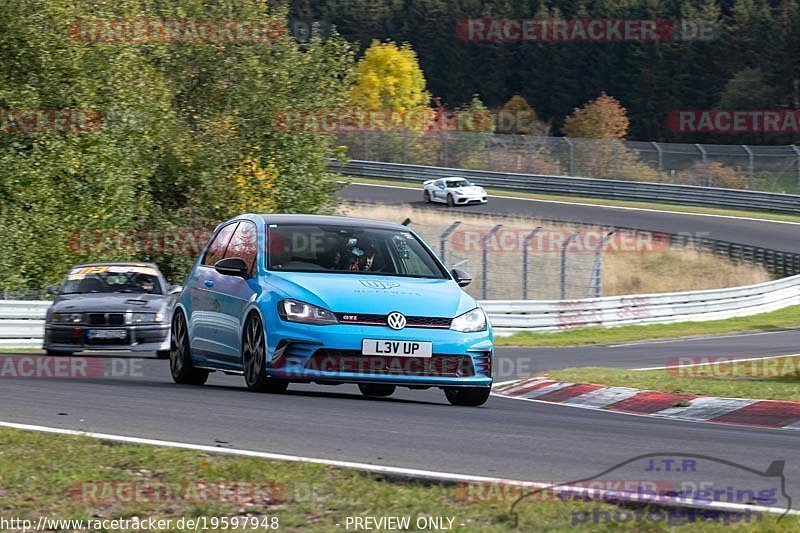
[{"xmin": 423, "ymin": 177, "xmax": 488, "ymax": 207}]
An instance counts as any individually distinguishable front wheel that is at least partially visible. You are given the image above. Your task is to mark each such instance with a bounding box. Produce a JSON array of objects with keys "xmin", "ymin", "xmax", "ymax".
[
  {"xmin": 444, "ymin": 387, "xmax": 491, "ymax": 407},
  {"xmin": 358, "ymin": 383, "xmax": 396, "ymax": 397},
  {"xmin": 446, "ymin": 194, "xmax": 455, "ymax": 207},
  {"xmin": 170, "ymin": 311, "xmax": 209, "ymax": 385},
  {"xmin": 243, "ymin": 315, "xmax": 288, "ymax": 393}
]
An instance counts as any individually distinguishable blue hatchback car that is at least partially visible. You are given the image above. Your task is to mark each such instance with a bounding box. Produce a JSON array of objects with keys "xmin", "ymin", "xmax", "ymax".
[{"xmin": 171, "ymin": 214, "xmax": 493, "ymax": 406}]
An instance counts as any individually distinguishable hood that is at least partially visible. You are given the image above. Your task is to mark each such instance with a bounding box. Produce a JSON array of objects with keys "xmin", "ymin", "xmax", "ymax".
[
  {"xmin": 452, "ymin": 186, "xmax": 484, "ymax": 194},
  {"xmin": 267, "ymin": 272, "xmax": 477, "ymax": 318},
  {"xmin": 50, "ymin": 293, "xmax": 169, "ymax": 313}
]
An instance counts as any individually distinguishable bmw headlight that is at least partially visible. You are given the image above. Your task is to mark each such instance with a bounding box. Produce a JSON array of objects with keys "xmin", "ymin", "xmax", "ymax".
[
  {"xmin": 129, "ymin": 312, "xmax": 157, "ymax": 324},
  {"xmin": 450, "ymin": 307, "xmax": 487, "ymax": 332},
  {"xmin": 278, "ymin": 299, "xmax": 338, "ymax": 325},
  {"xmin": 51, "ymin": 312, "xmax": 84, "ymax": 324}
]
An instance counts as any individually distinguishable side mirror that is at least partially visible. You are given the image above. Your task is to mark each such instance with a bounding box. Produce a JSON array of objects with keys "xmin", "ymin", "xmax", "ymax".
[
  {"xmin": 214, "ymin": 257, "xmax": 250, "ymax": 278},
  {"xmin": 451, "ymin": 268, "xmax": 472, "ymax": 287},
  {"xmin": 168, "ymin": 284, "xmax": 183, "ymax": 296},
  {"xmin": 45, "ymin": 285, "xmax": 60, "ymax": 295}
]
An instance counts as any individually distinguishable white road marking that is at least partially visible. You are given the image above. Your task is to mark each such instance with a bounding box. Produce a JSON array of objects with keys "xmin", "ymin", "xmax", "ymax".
[
  {"xmin": 518, "ymin": 381, "xmax": 574, "ymax": 399},
  {"xmin": 1, "ymin": 420, "xmax": 796, "ymax": 517},
  {"xmin": 563, "ymin": 386, "xmax": 640, "ymax": 408},
  {"xmin": 633, "ymin": 353, "xmax": 799, "ymax": 371},
  {"xmin": 609, "ymin": 329, "xmax": 800, "ymax": 348},
  {"xmin": 653, "ymin": 397, "xmax": 759, "ymax": 421},
  {"xmin": 346, "ymin": 181, "xmax": 800, "ymax": 226}
]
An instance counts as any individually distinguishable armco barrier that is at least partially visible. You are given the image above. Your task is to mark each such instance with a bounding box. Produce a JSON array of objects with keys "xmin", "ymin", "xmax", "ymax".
[
  {"xmin": 1, "ymin": 276, "xmax": 798, "ymax": 345},
  {"xmin": 0, "ymin": 300, "xmax": 50, "ymax": 348},
  {"xmin": 481, "ymin": 274, "xmax": 800, "ymax": 334},
  {"xmin": 330, "ymin": 159, "xmax": 800, "ymax": 214}
]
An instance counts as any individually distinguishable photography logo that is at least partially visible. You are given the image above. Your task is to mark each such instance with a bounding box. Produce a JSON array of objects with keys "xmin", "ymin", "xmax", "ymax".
[{"xmin": 509, "ymin": 453, "xmax": 791, "ymax": 527}]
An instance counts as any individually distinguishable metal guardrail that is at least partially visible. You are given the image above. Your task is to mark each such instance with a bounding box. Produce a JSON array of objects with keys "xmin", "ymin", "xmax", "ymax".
[
  {"xmin": 1, "ymin": 277, "xmax": 798, "ymax": 344},
  {"xmin": 481, "ymin": 274, "xmax": 800, "ymax": 333},
  {"xmin": 0, "ymin": 300, "xmax": 49, "ymax": 348},
  {"xmin": 331, "ymin": 159, "xmax": 800, "ymax": 214}
]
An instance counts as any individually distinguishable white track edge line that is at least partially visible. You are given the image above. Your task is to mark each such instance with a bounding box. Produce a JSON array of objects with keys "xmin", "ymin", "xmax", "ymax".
[
  {"xmin": 633, "ymin": 353, "xmax": 800, "ymax": 371},
  {"xmin": 1, "ymin": 420, "xmax": 796, "ymax": 517}
]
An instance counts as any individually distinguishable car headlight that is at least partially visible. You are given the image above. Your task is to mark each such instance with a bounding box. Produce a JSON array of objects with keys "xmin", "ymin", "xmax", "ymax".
[
  {"xmin": 278, "ymin": 299, "xmax": 338, "ymax": 325},
  {"xmin": 51, "ymin": 312, "xmax": 84, "ymax": 324},
  {"xmin": 450, "ymin": 307, "xmax": 487, "ymax": 332},
  {"xmin": 129, "ymin": 312, "xmax": 157, "ymax": 324}
]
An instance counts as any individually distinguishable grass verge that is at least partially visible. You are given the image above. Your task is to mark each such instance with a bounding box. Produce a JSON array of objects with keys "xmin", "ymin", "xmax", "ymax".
[
  {"xmin": 546, "ymin": 355, "xmax": 800, "ymax": 402},
  {"xmin": 2, "ymin": 428, "xmax": 796, "ymax": 531},
  {"xmin": 495, "ymin": 305, "xmax": 800, "ymax": 347},
  {"xmin": 344, "ymin": 177, "xmax": 800, "ymax": 224}
]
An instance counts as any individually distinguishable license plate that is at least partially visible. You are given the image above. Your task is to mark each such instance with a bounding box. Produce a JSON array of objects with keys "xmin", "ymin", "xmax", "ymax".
[
  {"xmin": 362, "ymin": 339, "xmax": 432, "ymax": 358},
  {"xmin": 88, "ymin": 329, "xmax": 127, "ymax": 340}
]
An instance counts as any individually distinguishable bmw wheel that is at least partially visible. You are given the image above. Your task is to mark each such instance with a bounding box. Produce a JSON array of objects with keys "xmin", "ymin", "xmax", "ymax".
[
  {"xmin": 170, "ymin": 311, "xmax": 209, "ymax": 385},
  {"xmin": 444, "ymin": 387, "xmax": 490, "ymax": 406},
  {"xmin": 358, "ymin": 383, "xmax": 396, "ymax": 397},
  {"xmin": 446, "ymin": 194, "xmax": 455, "ymax": 207},
  {"xmin": 243, "ymin": 314, "xmax": 288, "ymax": 393}
]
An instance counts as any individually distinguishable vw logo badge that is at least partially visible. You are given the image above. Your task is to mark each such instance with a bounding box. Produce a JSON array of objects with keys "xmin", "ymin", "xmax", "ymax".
[{"xmin": 387, "ymin": 312, "xmax": 407, "ymax": 330}]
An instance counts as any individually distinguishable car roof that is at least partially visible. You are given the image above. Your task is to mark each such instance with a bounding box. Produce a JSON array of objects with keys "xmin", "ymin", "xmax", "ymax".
[
  {"xmin": 259, "ymin": 214, "xmax": 408, "ymax": 230},
  {"xmin": 70, "ymin": 261, "xmax": 162, "ymax": 271}
]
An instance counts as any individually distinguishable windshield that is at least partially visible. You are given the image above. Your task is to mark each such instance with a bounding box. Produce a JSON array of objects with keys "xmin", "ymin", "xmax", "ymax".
[
  {"xmin": 445, "ymin": 179, "xmax": 472, "ymax": 188},
  {"xmin": 61, "ymin": 265, "xmax": 163, "ymax": 295},
  {"xmin": 267, "ymin": 225, "xmax": 447, "ymax": 279}
]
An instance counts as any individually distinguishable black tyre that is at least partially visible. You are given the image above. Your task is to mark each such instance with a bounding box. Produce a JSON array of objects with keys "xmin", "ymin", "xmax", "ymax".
[
  {"xmin": 423, "ymin": 190, "xmax": 431, "ymax": 203},
  {"xmin": 155, "ymin": 350, "xmax": 170, "ymax": 359},
  {"xmin": 46, "ymin": 350, "xmax": 75, "ymax": 356},
  {"xmin": 444, "ymin": 387, "xmax": 491, "ymax": 407},
  {"xmin": 358, "ymin": 383, "xmax": 396, "ymax": 397},
  {"xmin": 243, "ymin": 314, "xmax": 288, "ymax": 393},
  {"xmin": 169, "ymin": 311, "xmax": 209, "ymax": 385},
  {"xmin": 446, "ymin": 194, "xmax": 455, "ymax": 207}
]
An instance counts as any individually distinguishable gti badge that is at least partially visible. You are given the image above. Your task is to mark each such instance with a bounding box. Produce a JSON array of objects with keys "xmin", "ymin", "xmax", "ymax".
[
  {"xmin": 359, "ymin": 280, "xmax": 400, "ymax": 290},
  {"xmin": 387, "ymin": 312, "xmax": 407, "ymax": 330}
]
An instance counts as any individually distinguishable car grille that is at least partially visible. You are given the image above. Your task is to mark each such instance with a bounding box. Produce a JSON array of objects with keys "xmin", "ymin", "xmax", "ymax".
[
  {"xmin": 306, "ymin": 349, "xmax": 474, "ymax": 377},
  {"xmin": 88, "ymin": 313, "xmax": 125, "ymax": 326},
  {"xmin": 334, "ymin": 313, "xmax": 452, "ymax": 329}
]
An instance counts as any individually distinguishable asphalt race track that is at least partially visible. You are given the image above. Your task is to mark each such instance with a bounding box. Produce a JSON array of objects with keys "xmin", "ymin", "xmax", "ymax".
[
  {"xmin": 341, "ymin": 182, "xmax": 800, "ymax": 253},
  {"xmin": 1, "ymin": 184, "xmax": 798, "ymax": 512}
]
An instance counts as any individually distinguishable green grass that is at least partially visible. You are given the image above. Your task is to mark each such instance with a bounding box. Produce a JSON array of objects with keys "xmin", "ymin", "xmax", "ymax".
[
  {"xmin": 343, "ymin": 176, "xmax": 800, "ymax": 224},
  {"xmin": 496, "ymin": 305, "xmax": 800, "ymax": 347},
  {"xmin": 546, "ymin": 355, "xmax": 800, "ymax": 402},
  {"xmin": 2, "ymin": 428, "xmax": 796, "ymax": 531}
]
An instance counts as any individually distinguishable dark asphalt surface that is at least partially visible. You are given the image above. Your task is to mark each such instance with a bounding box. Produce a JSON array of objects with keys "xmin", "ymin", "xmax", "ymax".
[
  {"xmin": 2, "ymin": 185, "xmax": 798, "ymax": 512},
  {"xmin": 0, "ymin": 358, "xmax": 798, "ymax": 510},
  {"xmin": 341, "ymin": 182, "xmax": 800, "ymax": 253}
]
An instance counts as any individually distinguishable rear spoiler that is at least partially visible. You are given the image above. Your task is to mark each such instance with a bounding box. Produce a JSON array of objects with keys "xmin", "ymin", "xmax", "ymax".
[{"xmin": 423, "ymin": 179, "xmax": 435, "ymax": 186}]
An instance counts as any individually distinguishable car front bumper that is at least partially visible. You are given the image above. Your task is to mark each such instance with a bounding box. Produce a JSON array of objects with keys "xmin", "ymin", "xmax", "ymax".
[
  {"xmin": 453, "ymin": 194, "xmax": 488, "ymax": 205},
  {"xmin": 43, "ymin": 324, "xmax": 170, "ymax": 353},
  {"xmin": 264, "ymin": 319, "xmax": 493, "ymax": 388}
]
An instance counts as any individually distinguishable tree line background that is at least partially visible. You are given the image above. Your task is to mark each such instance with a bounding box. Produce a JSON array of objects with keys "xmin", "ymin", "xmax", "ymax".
[{"xmin": 291, "ymin": 0, "xmax": 800, "ymax": 144}]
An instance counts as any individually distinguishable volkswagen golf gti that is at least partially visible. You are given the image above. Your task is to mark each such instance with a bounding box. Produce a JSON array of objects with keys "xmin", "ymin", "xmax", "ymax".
[{"xmin": 171, "ymin": 214, "xmax": 493, "ymax": 406}]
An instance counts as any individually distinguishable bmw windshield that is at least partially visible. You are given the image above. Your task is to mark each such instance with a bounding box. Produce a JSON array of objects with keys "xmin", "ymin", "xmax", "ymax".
[
  {"xmin": 267, "ymin": 225, "xmax": 448, "ymax": 279},
  {"xmin": 60, "ymin": 265, "xmax": 164, "ymax": 295}
]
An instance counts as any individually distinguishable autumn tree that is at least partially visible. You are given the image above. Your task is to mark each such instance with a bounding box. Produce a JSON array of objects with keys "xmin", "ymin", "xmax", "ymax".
[
  {"xmin": 562, "ymin": 93, "xmax": 630, "ymax": 140},
  {"xmin": 349, "ymin": 41, "xmax": 429, "ymax": 111}
]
